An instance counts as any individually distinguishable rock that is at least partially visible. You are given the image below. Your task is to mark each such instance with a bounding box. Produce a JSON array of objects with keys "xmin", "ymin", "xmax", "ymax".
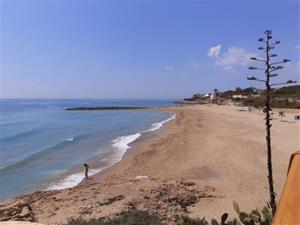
[
  {"xmin": 98, "ymin": 195, "xmax": 125, "ymax": 206},
  {"xmin": 19, "ymin": 207, "xmax": 30, "ymax": 218},
  {"xmin": 0, "ymin": 202, "xmax": 35, "ymax": 222},
  {"xmin": 124, "ymin": 179, "xmax": 215, "ymax": 222},
  {"xmin": 180, "ymin": 181, "xmax": 196, "ymax": 186}
]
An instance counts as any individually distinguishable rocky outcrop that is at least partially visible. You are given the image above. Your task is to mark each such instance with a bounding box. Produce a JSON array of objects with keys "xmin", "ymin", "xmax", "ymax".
[
  {"xmin": 0, "ymin": 201, "xmax": 35, "ymax": 222},
  {"xmin": 0, "ymin": 177, "xmax": 215, "ymax": 224},
  {"xmin": 126, "ymin": 179, "xmax": 215, "ymax": 224}
]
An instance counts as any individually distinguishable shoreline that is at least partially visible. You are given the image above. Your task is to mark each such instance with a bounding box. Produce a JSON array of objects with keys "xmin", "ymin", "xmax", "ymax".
[
  {"xmin": 1, "ymin": 104, "xmax": 299, "ymax": 224},
  {"xmin": 31, "ymin": 111, "xmax": 177, "ymax": 193},
  {"xmin": 79, "ymin": 109, "xmax": 177, "ymax": 186},
  {"xmin": 0, "ymin": 108, "xmax": 176, "ymax": 202}
]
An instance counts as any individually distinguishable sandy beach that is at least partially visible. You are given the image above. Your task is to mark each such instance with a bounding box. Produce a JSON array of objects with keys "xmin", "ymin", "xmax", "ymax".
[{"xmin": 0, "ymin": 104, "xmax": 299, "ymax": 224}]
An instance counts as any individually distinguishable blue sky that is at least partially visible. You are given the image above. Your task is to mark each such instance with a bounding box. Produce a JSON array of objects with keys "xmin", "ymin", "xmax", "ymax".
[{"xmin": 1, "ymin": 0, "xmax": 299, "ymax": 99}]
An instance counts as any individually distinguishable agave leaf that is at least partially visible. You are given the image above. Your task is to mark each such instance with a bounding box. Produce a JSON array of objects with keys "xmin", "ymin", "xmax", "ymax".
[
  {"xmin": 262, "ymin": 207, "xmax": 272, "ymax": 222},
  {"xmin": 239, "ymin": 212, "xmax": 248, "ymax": 223},
  {"xmin": 221, "ymin": 213, "xmax": 229, "ymax": 224},
  {"xmin": 233, "ymin": 201, "xmax": 240, "ymax": 213},
  {"xmin": 249, "ymin": 213, "xmax": 260, "ymax": 222},
  {"xmin": 251, "ymin": 210, "xmax": 261, "ymax": 218},
  {"xmin": 211, "ymin": 218, "xmax": 219, "ymax": 225},
  {"xmin": 232, "ymin": 218, "xmax": 242, "ymax": 225},
  {"xmin": 261, "ymin": 221, "xmax": 271, "ymax": 225},
  {"xmin": 243, "ymin": 217, "xmax": 253, "ymax": 224},
  {"xmin": 201, "ymin": 217, "xmax": 210, "ymax": 225}
]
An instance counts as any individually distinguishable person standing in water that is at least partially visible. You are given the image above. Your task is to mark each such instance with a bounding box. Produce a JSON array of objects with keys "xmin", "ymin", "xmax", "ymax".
[{"xmin": 84, "ymin": 163, "xmax": 89, "ymax": 179}]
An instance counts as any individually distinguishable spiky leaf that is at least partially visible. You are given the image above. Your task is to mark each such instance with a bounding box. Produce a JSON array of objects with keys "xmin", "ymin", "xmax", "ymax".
[
  {"xmin": 243, "ymin": 217, "xmax": 253, "ymax": 224},
  {"xmin": 249, "ymin": 213, "xmax": 260, "ymax": 222},
  {"xmin": 261, "ymin": 221, "xmax": 271, "ymax": 225},
  {"xmin": 233, "ymin": 201, "xmax": 240, "ymax": 213},
  {"xmin": 251, "ymin": 210, "xmax": 261, "ymax": 219},
  {"xmin": 262, "ymin": 207, "xmax": 272, "ymax": 222},
  {"xmin": 211, "ymin": 218, "xmax": 219, "ymax": 225},
  {"xmin": 221, "ymin": 213, "xmax": 228, "ymax": 224},
  {"xmin": 232, "ymin": 218, "xmax": 242, "ymax": 225},
  {"xmin": 239, "ymin": 212, "xmax": 248, "ymax": 223}
]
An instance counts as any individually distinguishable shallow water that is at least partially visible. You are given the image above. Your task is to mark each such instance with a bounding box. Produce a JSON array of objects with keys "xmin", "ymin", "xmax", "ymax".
[{"xmin": 0, "ymin": 99, "xmax": 176, "ymax": 200}]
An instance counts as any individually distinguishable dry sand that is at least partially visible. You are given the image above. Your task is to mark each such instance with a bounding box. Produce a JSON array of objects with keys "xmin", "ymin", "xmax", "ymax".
[{"xmin": 1, "ymin": 104, "xmax": 299, "ymax": 224}]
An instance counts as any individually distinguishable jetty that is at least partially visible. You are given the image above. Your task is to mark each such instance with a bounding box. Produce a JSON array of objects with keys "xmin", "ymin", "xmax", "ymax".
[{"xmin": 66, "ymin": 106, "xmax": 151, "ymax": 111}]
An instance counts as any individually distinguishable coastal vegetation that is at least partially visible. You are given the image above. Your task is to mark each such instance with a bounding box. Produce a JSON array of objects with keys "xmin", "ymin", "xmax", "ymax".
[
  {"xmin": 184, "ymin": 85, "xmax": 300, "ymax": 109},
  {"xmin": 66, "ymin": 106, "xmax": 150, "ymax": 111},
  {"xmin": 66, "ymin": 210, "xmax": 163, "ymax": 225},
  {"xmin": 65, "ymin": 202, "xmax": 273, "ymax": 225},
  {"xmin": 247, "ymin": 30, "xmax": 296, "ymax": 215}
]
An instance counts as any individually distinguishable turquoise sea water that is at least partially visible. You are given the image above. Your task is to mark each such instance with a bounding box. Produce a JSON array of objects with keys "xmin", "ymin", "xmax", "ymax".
[{"xmin": 0, "ymin": 99, "xmax": 176, "ymax": 200}]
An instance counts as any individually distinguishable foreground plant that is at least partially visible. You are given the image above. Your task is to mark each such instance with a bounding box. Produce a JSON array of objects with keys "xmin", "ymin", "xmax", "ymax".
[
  {"xmin": 178, "ymin": 201, "xmax": 272, "ymax": 225},
  {"xmin": 66, "ymin": 210, "xmax": 164, "ymax": 225},
  {"xmin": 247, "ymin": 29, "xmax": 296, "ymax": 214},
  {"xmin": 66, "ymin": 202, "xmax": 272, "ymax": 225}
]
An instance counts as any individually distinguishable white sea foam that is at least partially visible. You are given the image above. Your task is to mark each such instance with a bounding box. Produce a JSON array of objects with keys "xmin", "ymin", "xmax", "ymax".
[
  {"xmin": 66, "ymin": 137, "xmax": 74, "ymax": 142},
  {"xmin": 112, "ymin": 133, "xmax": 141, "ymax": 154},
  {"xmin": 46, "ymin": 168, "xmax": 104, "ymax": 190},
  {"xmin": 147, "ymin": 114, "xmax": 176, "ymax": 132},
  {"xmin": 47, "ymin": 134, "xmax": 142, "ymax": 191}
]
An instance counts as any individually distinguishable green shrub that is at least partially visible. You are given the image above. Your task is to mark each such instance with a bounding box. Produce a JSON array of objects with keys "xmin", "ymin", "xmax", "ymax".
[
  {"xmin": 98, "ymin": 195, "xmax": 125, "ymax": 206},
  {"xmin": 66, "ymin": 210, "xmax": 164, "ymax": 225},
  {"xmin": 178, "ymin": 201, "xmax": 272, "ymax": 225},
  {"xmin": 65, "ymin": 202, "xmax": 272, "ymax": 225},
  {"xmin": 178, "ymin": 216, "xmax": 209, "ymax": 225}
]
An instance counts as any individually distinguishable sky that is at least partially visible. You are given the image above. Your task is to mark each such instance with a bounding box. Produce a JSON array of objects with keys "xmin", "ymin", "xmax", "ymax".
[{"xmin": 1, "ymin": 0, "xmax": 299, "ymax": 99}]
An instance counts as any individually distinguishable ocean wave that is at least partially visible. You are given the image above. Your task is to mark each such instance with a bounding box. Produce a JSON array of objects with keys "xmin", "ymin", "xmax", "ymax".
[
  {"xmin": 45, "ymin": 134, "xmax": 143, "ymax": 191},
  {"xmin": 112, "ymin": 133, "xmax": 142, "ymax": 154},
  {"xmin": 45, "ymin": 133, "xmax": 142, "ymax": 191},
  {"xmin": 66, "ymin": 137, "xmax": 75, "ymax": 142},
  {"xmin": 0, "ymin": 134, "xmax": 84, "ymax": 172},
  {"xmin": 146, "ymin": 114, "xmax": 176, "ymax": 132},
  {"xmin": 111, "ymin": 114, "xmax": 176, "ymax": 156},
  {"xmin": 1, "ymin": 128, "xmax": 44, "ymax": 143},
  {"xmin": 46, "ymin": 168, "xmax": 105, "ymax": 190}
]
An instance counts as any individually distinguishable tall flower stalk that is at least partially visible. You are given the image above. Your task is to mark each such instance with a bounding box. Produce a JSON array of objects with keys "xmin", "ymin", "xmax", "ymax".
[{"xmin": 247, "ymin": 30, "xmax": 296, "ymax": 215}]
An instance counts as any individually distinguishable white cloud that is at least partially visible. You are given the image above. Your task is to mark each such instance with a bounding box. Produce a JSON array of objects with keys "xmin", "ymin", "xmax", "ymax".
[
  {"xmin": 208, "ymin": 45, "xmax": 257, "ymax": 70},
  {"xmin": 207, "ymin": 45, "xmax": 222, "ymax": 57},
  {"xmin": 216, "ymin": 47, "xmax": 256, "ymax": 70}
]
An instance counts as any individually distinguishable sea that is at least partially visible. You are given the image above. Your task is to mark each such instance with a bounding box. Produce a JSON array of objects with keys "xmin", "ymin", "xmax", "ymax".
[{"xmin": 0, "ymin": 99, "xmax": 176, "ymax": 201}]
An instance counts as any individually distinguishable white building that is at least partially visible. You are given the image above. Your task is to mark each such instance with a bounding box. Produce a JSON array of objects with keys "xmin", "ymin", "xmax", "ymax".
[
  {"xmin": 232, "ymin": 95, "xmax": 248, "ymax": 99},
  {"xmin": 210, "ymin": 92, "xmax": 216, "ymax": 100},
  {"xmin": 203, "ymin": 93, "xmax": 211, "ymax": 98}
]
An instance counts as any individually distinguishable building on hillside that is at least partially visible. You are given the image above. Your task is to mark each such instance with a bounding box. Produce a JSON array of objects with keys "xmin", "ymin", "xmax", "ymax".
[
  {"xmin": 210, "ymin": 92, "xmax": 216, "ymax": 100},
  {"xmin": 210, "ymin": 89, "xmax": 218, "ymax": 100},
  {"xmin": 232, "ymin": 95, "xmax": 248, "ymax": 99},
  {"xmin": 203, "ymin": 93, "xmax": 211, "ymax": 98}
]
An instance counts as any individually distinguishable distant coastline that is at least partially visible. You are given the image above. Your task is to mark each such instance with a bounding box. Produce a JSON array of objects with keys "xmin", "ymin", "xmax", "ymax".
[{"xmin": 66, "ymin": 106, "xmax": 151, "ymax": 111}]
